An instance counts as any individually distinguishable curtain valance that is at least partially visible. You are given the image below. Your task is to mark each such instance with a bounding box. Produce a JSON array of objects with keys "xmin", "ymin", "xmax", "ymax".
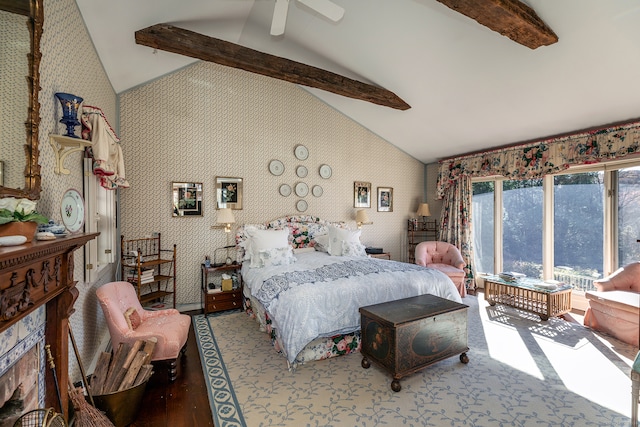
[{"xmin": 436, "ymin": 122, "xmax": 640, "ymax": 199}]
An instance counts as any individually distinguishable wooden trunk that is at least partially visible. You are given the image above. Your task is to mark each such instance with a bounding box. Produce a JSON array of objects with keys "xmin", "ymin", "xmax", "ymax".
[{"xmin": 360, "ymin": 294, "xmax": 469, "ymax": 391}]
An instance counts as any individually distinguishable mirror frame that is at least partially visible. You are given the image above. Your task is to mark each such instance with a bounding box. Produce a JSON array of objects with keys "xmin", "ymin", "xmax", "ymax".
[{"xmin": 0, "ymin": 0, "xmax": 43, "ymax": 200}]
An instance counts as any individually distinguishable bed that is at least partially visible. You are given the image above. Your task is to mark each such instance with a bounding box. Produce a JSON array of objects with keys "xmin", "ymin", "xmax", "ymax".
[{"xmin": 236, "ymin": 215, "xmax": 462, "ymax": 369}]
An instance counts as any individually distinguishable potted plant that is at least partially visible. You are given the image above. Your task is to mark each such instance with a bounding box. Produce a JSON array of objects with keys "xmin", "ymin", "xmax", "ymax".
[{"xmin": 0, "ymin": 197, "xmax": 49, "ymax": 242}]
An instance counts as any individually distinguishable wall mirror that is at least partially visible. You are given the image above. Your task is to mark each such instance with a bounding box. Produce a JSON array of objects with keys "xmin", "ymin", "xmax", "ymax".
[
  {"xmin": 0, "ymin": 0, "xmax": 43, "ymax": 200},
  {"xmin": 172, "ymin": 182, "xmax": 203, "ymax": 216}
]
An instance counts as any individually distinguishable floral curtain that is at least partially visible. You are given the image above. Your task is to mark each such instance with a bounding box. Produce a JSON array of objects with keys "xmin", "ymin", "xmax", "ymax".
[
  {"xmin": 434, "ymin": 120, "xmax": 640, "ymax": 292},
  {"xmin": 436, "ymin": 121, "xmax": 640, "ymax": 199},
  {"xmin": 439, "ymin": 175, "xmax": 475, "ymax": 291}
]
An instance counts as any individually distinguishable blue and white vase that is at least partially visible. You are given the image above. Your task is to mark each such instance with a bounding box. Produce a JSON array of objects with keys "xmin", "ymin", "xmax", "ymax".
[{"xmin": 55, "ymin": 92, "xmax": 83, "ymax": 138}]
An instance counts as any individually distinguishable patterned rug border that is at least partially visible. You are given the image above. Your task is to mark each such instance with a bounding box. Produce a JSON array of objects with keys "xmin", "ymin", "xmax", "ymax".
[{"xmin": 193, "ymin": 312, "xmax": 247, "ymax": 427}]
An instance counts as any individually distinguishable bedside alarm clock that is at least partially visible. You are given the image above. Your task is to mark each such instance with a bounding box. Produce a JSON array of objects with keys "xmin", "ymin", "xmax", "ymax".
[{"xmin": 225, "ymin": 256, "xmax": 233, "ymax": 265}]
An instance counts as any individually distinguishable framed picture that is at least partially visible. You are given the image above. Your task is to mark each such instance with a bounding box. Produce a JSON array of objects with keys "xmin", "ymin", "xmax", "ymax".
[
  {"xmin": 354, "ymin": 181, "xmax": 371, "ymax": 208},
  {"xmin": 377, "ymin": 187, "xmax": 393, "ymax": 212},
  {"xmin": 172, "ymin": 182, "xmax": 203, "ymax": 216},
  {"xmin": 216, "ymin": 176, "xmax": 243, "ymax": 209}
]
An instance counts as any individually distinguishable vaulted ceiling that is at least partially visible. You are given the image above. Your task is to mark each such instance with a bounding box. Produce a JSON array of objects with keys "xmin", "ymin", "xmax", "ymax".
[{"xmin": 75, "ymin": 0, "xmax": 640, "ymax": 164}]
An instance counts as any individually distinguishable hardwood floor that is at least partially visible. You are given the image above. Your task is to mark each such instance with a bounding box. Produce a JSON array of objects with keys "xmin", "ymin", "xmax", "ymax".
[{"xmin": 130, "ymin": 313, "xmax": 213, "ymax": 427}]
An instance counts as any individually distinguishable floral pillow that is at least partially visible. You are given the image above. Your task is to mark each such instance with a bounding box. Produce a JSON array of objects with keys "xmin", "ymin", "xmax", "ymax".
[
  {"xmin": 123, "ymin": 307, "xmax": 142, "ymax": 330},
  {"xmin": 253, "ymin": 246, "xmax": 296, "ymax": 268},
  {"xmin": 342, "ymin": 240, "xmax": 367, "ymax": 257}
]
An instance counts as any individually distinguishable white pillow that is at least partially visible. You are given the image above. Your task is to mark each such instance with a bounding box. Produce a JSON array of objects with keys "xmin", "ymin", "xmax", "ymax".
[
  {"xmin": 245, "ymin": 228, "xmax": 290, "ymax": 262},
  {"xmin": 252, "ymin": 246, "xmax": 296, "ymax": 268},
  {"xmin": 314, "ymin": 234, "xmax": 329, "ymax": 253},
  {"xmin": 342, "ymin": 240, "xmax": 367, "ymax": 257},
  {"xmin": 328, "ymin": 226, "xmax": 362, "ymax": 256}
]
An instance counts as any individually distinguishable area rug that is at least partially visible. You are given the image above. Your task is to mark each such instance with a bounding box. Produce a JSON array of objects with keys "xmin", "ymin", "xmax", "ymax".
[{"xmin": 193, "ymin": 294, "xmax": 637, "ymax": 427}]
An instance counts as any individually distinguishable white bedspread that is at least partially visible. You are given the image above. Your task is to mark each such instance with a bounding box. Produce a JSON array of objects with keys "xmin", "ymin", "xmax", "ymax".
[{"xmin": 242, "ymin": 252, "xmax": 462, "ymax": 364}]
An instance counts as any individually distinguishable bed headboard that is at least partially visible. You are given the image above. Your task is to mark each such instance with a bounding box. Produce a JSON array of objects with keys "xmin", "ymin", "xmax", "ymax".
[{"xmin": 235, "ymin": 215, "xmax": 346, "ymax": 261}]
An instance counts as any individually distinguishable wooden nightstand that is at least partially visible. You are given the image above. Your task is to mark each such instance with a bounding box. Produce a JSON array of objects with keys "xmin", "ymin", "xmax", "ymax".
[
  {"xmin": 369, "ymin": 252, "xmax": 391, "ymax": 260},
  {"xmin": 201, "ymin": 263, "xmax": 243, "ymax": 315}
]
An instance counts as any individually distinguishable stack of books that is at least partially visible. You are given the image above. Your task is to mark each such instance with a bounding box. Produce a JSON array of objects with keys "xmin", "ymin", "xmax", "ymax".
[{"xmin": 127, "ymin": 268, "xmax": 154, "ymax": 284}]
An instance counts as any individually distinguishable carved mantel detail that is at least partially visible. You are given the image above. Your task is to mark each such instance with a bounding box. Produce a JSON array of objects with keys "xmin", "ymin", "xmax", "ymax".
[{"xmin": 0, "ymin": 233, "xmax": 97, "ymax": 420}]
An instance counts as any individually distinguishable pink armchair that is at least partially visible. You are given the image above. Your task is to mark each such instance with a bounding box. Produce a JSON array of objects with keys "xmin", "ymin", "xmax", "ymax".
[
  {"xmin": 584, "ymin": 262, "xmax": 640, "ymax": 347},
  {"xmin": 96, "ymin": 281, "xmax": 191, "ymax": 381},
  {"xmin": 415, "ymin": 241, "xmax": 467, "ymax": 297}
]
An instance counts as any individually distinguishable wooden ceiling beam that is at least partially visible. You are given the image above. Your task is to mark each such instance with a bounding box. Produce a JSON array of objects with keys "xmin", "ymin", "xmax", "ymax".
[
  {"xmin": 436, "ymin": 0, "xmax": 558, "ymax": 49},
  {"xmin": 135, "ymin": 24, "xmax": 410, "ymax": 110}
]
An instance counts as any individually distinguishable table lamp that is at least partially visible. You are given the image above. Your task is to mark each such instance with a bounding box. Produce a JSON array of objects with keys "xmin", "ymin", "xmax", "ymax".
[
  {"xmin": 216, "ymin": 208, "xmax": 236, "ymax": 233},
  {"xmin": 416, "ymin": 203, "xmax": 431, "ymax": 230},
  {"xmin": 356, "ymin": 209, "xmax": 372, "ymax": 229},
  {"xmin": 416, "ymin": 203, "xmax": 431, "ymax": 219}
]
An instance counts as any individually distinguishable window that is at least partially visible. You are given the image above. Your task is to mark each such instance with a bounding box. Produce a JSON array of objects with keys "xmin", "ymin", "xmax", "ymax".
[
  {"xmin": 472, "ymin": 160, "xmax": 640, "ymax": 298},
  {"xmin": 553, "ymin": 172, "xmax": 604, "ymax": 292},
  {"xmin": 503, "ymin": 179, "xmax": 543, "ymax": 278},
  {"xmin": 83, "ymin": 158, "xmax": 116, "ymax": 283},
  {"xmin": 472, "ymin": 182, "xmax": 494, "ymax": 274},
  {"xmin": 617, "ymin": 166, "xmax": 640, "ymax": 266}
]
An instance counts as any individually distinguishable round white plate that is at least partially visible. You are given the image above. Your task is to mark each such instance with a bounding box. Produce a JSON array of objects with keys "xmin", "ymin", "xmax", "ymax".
[
  {"xmin": 269, "ymin": 159, "xmax": 285, "ymax": 176},
  {"xmin": 296, "ymin": 165, "xmax": 308, "ymax": 178},
  {"xmin": 60, "ymin": 188, "xmax": 85, "ymax": 233},
  {"xmin": 294, "ymin": 145, "xmax": 309, "ymax": 161},
  {"xmin": 279, "ymin": 184, "xmax": 292, "ymax": 197},
  {"xmin": 319, "ymin": 164, "xmax": 332, "ymax": 179},
  {"xmin": 312, "ymin": 185, "xmax": 323, "ymax": 197},
  {"xmin": 296, "ymin": 199, "xmax": 308, "ymax": 212},
  {"xmin": 295, "ymin": 182, "xmax": 308, "ymax": 197}
]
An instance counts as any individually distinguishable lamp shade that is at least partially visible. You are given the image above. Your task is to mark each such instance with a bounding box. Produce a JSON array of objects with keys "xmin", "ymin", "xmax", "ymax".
[
  {"xmin": 416, "ymin": 203, "xmax": 431, "ymax": 217},
  {"xmin": 217, "ymin": 208, "xmax": 235, "ymax": 225},
  {"xmin": 356, "ymin": 209, "xmax": 371, "ymax": 225}
]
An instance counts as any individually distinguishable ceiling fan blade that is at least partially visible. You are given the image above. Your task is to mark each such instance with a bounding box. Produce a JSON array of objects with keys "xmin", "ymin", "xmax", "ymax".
[
  {"xmin": 271, "ymin": 0, "xmax": 289, "ymax": 36},
  {"xmin": 297, "ymin": 0, "xmax": 344, "ymax": 22}
]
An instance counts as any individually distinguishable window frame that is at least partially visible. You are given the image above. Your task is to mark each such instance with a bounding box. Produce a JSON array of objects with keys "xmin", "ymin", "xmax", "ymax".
[{"xmin": 472, "ymin": 157, "xmax": 640, "ymax": 300}]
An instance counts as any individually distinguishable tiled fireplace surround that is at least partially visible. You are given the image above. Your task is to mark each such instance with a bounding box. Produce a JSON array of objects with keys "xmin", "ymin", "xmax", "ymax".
[{"xmin": 0, "ymin": 309, "xmax": 45, "ymax": 426}]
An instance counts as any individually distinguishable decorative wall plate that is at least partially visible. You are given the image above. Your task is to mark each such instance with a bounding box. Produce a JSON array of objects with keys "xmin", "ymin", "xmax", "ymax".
[
  {"xmin": 296, "ymin": 165, "xmax": 308, "ymax": 178},
  {"xmin": 269, "ymin": 159, "xmax": 285, "ymax": 176},
  {"xmin": 296, "ymin": 199, "xmax": 308, "ymax": 212},
  {"xmin": 312, "ymin": 185, "xmax": 323, "ymax": 197},
  {"xmin": 294, "ymin": 145, "xmax": 309, "ymax": 160},
  {"xmin": 295, "ymin": 182, "xmax": 309, "ymax": 197},
  {"xmin": 319, "ymin": 164, "xmax": 332, "ymax": 179},
  {"xmin": 60, "ymin": 188, "xmax": 85, "ymax": 233},
  {"xmin": 279, "ymin": 184, "xmax": 292, "ymax": 197}
]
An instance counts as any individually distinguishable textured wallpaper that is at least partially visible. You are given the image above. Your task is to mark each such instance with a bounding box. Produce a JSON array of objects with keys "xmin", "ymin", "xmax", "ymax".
[
  {"xmin": 37, "ymin": 0, "xmax": 117, "ymax": 381},
  {"xmin": 120, "ymin": 61, "xmax": 425, "ymax": 308}
]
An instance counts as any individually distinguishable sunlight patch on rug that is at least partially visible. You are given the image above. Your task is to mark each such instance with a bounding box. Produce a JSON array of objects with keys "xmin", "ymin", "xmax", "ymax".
[{"xmin": 194, "ymin": 295, "xmax": 635, "ymax": 427}]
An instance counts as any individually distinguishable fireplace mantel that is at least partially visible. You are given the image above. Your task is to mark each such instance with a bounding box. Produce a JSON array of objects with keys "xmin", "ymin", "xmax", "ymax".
[{"xmin": 0, "ymin": 232, "xmax": 98, "ymax": 420}]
